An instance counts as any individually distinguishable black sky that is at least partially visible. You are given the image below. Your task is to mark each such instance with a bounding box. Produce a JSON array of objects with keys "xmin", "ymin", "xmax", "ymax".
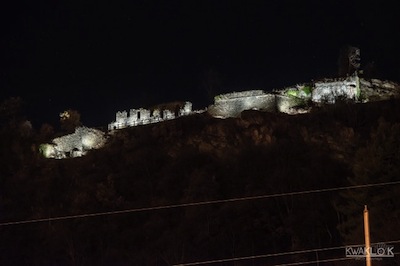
[{"xmin": 1, "ymin": 0, "xmax": 399, "ymax": 128}]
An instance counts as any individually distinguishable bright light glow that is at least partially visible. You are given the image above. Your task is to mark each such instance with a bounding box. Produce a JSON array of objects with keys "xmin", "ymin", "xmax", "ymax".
[
  {"xmin": 60, "ymin": 111, "xmax": 70, "ymax": 120},
  {"xmin": 39, "ymin": 144, "xmax": 56, "ymax": 158},
  {"xmin": 82, "ymin": 135, "xmax": 95, "ymax": 149},
  {"xmin": 40, "ymin": 127, "xmax": 106, "ymax": 159}
]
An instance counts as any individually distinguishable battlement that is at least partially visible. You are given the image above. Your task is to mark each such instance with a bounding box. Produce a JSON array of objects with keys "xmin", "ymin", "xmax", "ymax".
[{"xmin": 108, "ymin": 101, "xmax": 193, "ymax": 130}]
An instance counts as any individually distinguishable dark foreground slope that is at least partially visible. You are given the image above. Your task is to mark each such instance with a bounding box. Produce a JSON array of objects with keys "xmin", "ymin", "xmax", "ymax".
[{"xmin": 1, "ymin": 99, "xmax": 400, "ymax": 265}]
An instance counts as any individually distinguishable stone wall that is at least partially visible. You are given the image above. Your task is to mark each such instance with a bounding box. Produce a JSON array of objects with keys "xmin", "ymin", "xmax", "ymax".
[
  {"xmin": 108, "ymin": 77, "xmax": 399, "ymax": 124},
  {"xmin": 208, "ymin": 92, "xmax": 276, "ymax": 118},
  {"xmin": 276, "ymin": 95, "xmax": 305, "ymax": 114},
  {"xmin": 41, "ymin": 127, "xmax": 106, "ymax": 159},
  {"xmin": 214, "ymin": 90, "xmax": 265, "ymax": 100},
  {"xmin": 208, "ymin": 76, "xmax": 364, "ymax": 118},
  {"xmin": 108, "ymin": 101, "xmax": 193, "ymax": 130},
  {"xmin": 312, "ymin": 76, "xmax": 359, "ymax": 103}
]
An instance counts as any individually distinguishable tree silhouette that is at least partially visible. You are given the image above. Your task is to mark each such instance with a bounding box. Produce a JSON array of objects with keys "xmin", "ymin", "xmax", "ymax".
[
  {"xmin": 60, "ymin": 109, "xmax": 81, "ymax": 133},
  {"xmin": 335, "ymin": 118, "xmax": 400, "ymax": 244}
]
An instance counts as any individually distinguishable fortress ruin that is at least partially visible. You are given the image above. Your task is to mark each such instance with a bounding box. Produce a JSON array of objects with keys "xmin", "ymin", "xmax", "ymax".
[
  {"xmin": 208, "ymin": 74, "xmax": 399, "ymax": 118},
  {"xmin": 40, "ymin": 73, "xmax": 400, "ymax": 159},
  {"xmin": 108, "ymin": 101, "xmax": 193, "ymax": 130},
  {"xmin": 40, "ymin": 127, "xmax": 107, "ymax": 159}
]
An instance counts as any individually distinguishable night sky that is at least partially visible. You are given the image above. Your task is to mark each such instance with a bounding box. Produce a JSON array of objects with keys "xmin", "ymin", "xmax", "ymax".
[{"xmin": 1, "ymin": 0, "xmax": 399, "ymax": 128}]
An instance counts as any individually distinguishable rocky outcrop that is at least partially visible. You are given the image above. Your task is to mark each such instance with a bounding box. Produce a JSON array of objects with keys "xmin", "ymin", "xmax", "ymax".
[{"xmin": 360, "ymin": 78, "xmax": 400, "ymax": 101}]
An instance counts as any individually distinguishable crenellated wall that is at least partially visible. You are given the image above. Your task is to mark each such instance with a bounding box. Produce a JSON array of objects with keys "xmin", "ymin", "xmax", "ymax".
[{"xmin": 108, "ymin": 101, "xmax": 193, "ymax": 130}]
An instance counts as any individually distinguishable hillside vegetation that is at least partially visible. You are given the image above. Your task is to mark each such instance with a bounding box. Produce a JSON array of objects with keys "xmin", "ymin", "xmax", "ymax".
[{"xmin": 1, "ymin": 97, "xmax": 400, "ymax": 265}]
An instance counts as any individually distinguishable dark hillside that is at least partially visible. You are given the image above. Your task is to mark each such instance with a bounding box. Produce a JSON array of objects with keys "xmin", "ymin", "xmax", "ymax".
[{"xmin": 1, "ymin": 98, "xmax": 400, "ymax": 265}]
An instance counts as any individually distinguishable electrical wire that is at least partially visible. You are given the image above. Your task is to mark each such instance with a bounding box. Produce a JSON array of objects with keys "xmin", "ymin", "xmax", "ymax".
[
  {"xmin": 271, "ymin": 257, "xmax": 361, "ymax": 266},
  {"xmin": 179, "ymin": 257, "xmax": 354, "ymax": 266},
  {"xmin": 1, "ymin": 180, "xmax": 400, "ymax": 226},
  {"xmin": 274, "ymin": 252, "xmax": 400, "ymax": 266},
  {"xmin": 172, "ymin": 241, "xmax": 400, "ymax": 266}
]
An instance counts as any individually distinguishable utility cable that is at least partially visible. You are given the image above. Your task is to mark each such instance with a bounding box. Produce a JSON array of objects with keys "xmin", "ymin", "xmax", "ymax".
[
  {"xmin": 1, "ymin": 180, "xmax": 400, "ymax": 226},
  {"xmin": 172, "ymin": 240, "xmax": 400, "ymax": 266}
]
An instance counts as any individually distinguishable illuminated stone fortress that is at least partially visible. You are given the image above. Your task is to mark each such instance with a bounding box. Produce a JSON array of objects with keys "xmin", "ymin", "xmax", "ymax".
[
  {"xmin": 40, "ymin": 74, "xmax": 399, "ymax": 159},
  {"xmin": 108, "ymin": 101, "xmax": 193, "ymax": 130},
  {"xmin": 42, "ymin": 45, "xmax": 400, "ymax": 160},
  {"xmin": 207, "ymin": 74, "xmax": 399, "ymax": 118},
  {"xmin": 107, "ymin": 73, "xmax": 400, "ymax": 128}
]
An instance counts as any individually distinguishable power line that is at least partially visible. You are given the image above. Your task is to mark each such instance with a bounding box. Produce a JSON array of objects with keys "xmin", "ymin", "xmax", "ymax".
[
  {"xmin": 172, "ymin": 240, "xmax": 400, "ymax": 266},
  {"xmin": 1, "ymin": 180, "xmax": 400, "ymax": 227},
  {"xmin": 172, "ymin": 247, "xmax": 343, "ymax": 266},
  {"xmin": 266, "ymin": 257, "xmax": 353, "ymax": 266},
  {"xmin": 261, "ymin": 252, "xmax": 400, "ymax": 266},
  {"xmin": 272, "ymin": 256, "xmax": 362, "ymax": 266}
]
